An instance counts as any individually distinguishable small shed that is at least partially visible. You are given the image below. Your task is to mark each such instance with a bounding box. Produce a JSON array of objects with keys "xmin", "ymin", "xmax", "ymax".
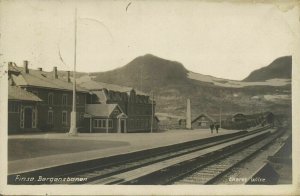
[{"xmin": 192, "ymin": 114, "xmax": 217, "ymax": 129}]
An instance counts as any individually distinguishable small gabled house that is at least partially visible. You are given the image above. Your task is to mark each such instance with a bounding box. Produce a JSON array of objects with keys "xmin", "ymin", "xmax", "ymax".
[
  {"xmin": 79, "ymin": 79, "xmax": 159, "ymax": 132},
  {"xmin": 83, "ymin": 104, "xmax": 128, "ymax": 133},
  {"xmin": 191, "ymin": 113, "xmax": 217, "ymax": 129}
]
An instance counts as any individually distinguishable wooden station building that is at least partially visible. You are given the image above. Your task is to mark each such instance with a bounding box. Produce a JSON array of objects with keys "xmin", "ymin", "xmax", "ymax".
[
  {"xmin": 7, "ymin": 61, "xmax": 159, "ymax": 133},
  {"xmin": 8, "ymin": 61, "xmax": 89, "ymax": 133}
]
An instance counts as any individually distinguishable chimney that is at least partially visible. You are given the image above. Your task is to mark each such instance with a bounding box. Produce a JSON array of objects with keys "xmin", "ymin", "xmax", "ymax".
[
  {"xmin": 53, "ymin": 66, "xmax": 58, "ymax": 79},
  {"xmin": 23, "ymin": 60, "xmax": 29, "ymax": 74},
  {"xmin": 67, "ymin": 71, "xmax": 71, "ymax": 83},
  {"xmin": 38, "ymin": 67, "xmax": 43, "ymax": 71},
  {"xmin": 186, "ymin": 98, "xmax": 192, "ymax": 129}
]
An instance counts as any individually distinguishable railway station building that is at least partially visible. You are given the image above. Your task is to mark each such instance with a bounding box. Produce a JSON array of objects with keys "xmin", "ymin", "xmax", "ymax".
[
  {"xmin": 7, "ymin": 61, "xmax": 159, "ymax": 133},
  {"xmin": 8, "ymin": 61, "xmax": 89, "ymax": 133}
]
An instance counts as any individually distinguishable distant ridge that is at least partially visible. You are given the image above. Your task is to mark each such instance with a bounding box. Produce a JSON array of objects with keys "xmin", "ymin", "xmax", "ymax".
[
  {"xmin": 243, "ymin": 56, "xmax": 292, "ymax": 82},
  {"xmin": 86, "ymin": 54, "xmax": 291, "ymax": 119}
]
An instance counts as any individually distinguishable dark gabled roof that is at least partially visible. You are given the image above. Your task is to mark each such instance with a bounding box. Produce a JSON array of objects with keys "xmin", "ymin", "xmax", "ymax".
[
  {"xmin": 233, "ymin": 113, "xmax": 246, "ymax": 117},
  {"xmin": 233, "ymin": 112, "xmax": 270, "ymax": 117},
  {"xmin": 77, "ymin": 79, "xmax": 148, "ymax": 96},
  {"xmin": 85, "ymin": 104, "xmax": 126, "ymax": 118},
  {"xmin": 8, "ymin": 85, "xmax": 42, "ymax": 102},
  {"xmin": 78, "ymin": 80, "xmax": 132, "ymax": 92},
  {"xmin": 192, "ymin": 113, "xmax": 216, "ymax": 123},
  {"xmin": 10, "ymin": 65, "xmax": 88, "ymax": 93}
]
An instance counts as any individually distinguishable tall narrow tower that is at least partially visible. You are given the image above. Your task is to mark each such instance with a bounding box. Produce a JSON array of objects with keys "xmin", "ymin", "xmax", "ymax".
[{"xmin": 186, "ymin": 98, "xmax": 192, "ymax": 129}]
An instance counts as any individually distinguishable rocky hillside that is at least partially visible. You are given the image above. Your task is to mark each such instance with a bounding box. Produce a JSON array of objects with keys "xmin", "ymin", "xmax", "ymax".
[
  {"xmin": 243, "ymin": 56, "xmax": 292, "ymax": 82},
  {"xmin": 83, "ymin": 54, "xmax": 292, "ymax": 125}
]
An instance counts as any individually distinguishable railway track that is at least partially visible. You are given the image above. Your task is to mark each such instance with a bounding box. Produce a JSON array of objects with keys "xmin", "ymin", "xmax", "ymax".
[
  {"xmin": 69, "ymin": 127, "xmax": 273, "ymax": 184},
  {"xmin": 88, "ymin": 127, "xmax": 279, "ymax": 185},
  {"xmin": 118, "ymin": 128, "xmax": 279, "ymax": 185},
  {"xmin": 172, "ymin": 128, "xmax": 285, "ymax": 185},
  {"xmin": 8, "ymin": 125, "xmax": 276, "ymax": 185}
]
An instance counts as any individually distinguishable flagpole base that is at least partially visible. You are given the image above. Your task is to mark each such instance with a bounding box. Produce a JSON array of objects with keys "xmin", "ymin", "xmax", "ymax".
[
  {"xmin": 68, "ymin": 111, "xmax": 78, "ymax": 136},
  {"xmin": 68, "ymin": 127, "xmax": 78, "ymax": 136}
]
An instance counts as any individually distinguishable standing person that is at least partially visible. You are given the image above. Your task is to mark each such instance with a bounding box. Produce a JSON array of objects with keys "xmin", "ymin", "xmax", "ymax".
[
  {"xmin": 215, "ymin": 124, "xmax": 220, "ymax": 134},
  {"xmin": 210, "ymin": 124, "xmax": 214, "ymax": 134}
]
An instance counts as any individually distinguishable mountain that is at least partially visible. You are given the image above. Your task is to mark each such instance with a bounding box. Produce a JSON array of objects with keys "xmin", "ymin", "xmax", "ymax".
[
  {"xmin": 243, "ymin": 56, "xmax": 292, "ymax": 82},
  {"xmin": 91, "ymin": 54, "xmax": 189, "ymax": 91},
  {"xmin": 86, "ymin": 54, "xmax": 291, "ymax": 124},
  {"xmin": 91, "ymin": 54, "xmax": 291, "ymax": 90}
]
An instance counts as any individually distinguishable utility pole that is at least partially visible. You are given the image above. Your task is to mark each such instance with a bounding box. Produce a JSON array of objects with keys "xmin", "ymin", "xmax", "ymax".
[
  {"xmin": 219, "ymin": 104, "xmax": 222, "ymax": 129},
  {"xmin": 218, "ymin": 89, "xmax": 222, "ymax": 129},
  {"xmin": 69, "ymin": 8, "xmax": 78, "ymax": 136},
  {"xmin": 150, "ymin": 91, "xmax": 154, "ymax": 133},
  {"xmin": 140, "ymin": 63, "xmax": 143, "ymax": 91}
]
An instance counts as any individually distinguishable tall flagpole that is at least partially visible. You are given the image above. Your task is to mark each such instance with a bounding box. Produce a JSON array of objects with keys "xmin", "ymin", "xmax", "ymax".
[{"xmin": 69, "ymin": 8, "xmax": 78, "ymax": 136}]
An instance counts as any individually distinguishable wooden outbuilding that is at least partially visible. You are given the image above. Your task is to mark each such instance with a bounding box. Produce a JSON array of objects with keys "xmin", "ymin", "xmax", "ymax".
[{"xmin": 191, "ymin": 113, "xmax": 217, "ymax": 129}]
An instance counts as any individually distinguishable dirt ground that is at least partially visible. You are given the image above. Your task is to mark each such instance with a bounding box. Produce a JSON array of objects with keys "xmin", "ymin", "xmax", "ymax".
[{"xmin": 8, "ymin": 138, "xmax": 129, "ymax": 161}]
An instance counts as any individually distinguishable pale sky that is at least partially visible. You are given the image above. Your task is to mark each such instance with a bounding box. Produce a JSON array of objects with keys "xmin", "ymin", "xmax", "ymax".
[{"xmin": 0, "ymin": 0, "xmax": 298, "ymax": 80}]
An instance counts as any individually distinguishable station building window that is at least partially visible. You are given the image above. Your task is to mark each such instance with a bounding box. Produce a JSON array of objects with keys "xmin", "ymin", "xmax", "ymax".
[
  {"xmin": 108, "ymin": 119, "xmax": 113, "ymax": 128},
  {"xmin": 62, "ymin": 111, "xmax": 67, "ymax": 125},
  {"xmin": 76, "ymin": 95, "xmax": 80, "ymax": 105},
  {"xmin": 141, "ymin": 119, "xmax": 144, "ymax": 128},
  {"xmin": 48, "ymin": 110, "xmax": 53, "ymax": 124},
  {"xmin": 8, "ymin": 102, "xmax": 19, "ymax": 113},
  {"xmin": 48, "ymin": 93, "xmax": 53, "ymax": 105},
  {"xmin": 94, "ymin": 119, "xmax": 112, "ymax": 128},
  {"xmin": 62, "ymin": 94, "xmax": 68, "ymax": 105},
  {"xmin": 145, "ymin": 119, "xmax": 149, "ymax": 128}
]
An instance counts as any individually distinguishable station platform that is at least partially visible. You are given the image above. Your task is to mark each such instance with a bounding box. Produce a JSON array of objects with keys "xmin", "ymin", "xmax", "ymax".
[{"xmin": 8, "ymin": 129, "xmax": 239, "ymax": 175}]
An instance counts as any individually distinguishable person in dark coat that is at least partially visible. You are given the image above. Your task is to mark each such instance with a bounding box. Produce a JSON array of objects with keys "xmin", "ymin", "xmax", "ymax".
[
  {"xmin": 210, "ymin": 124, "xmax": 214, "ymax": 134},
  {"xmin": 215, "ymin": 124, "xmax": 220, "ymax": 133}
]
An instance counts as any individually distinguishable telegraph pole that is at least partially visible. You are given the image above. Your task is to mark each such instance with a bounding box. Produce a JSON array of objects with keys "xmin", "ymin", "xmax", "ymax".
[
  {"xmin": 69, "ymin": 8, "xmax": 78, "ymax": 136},
  {"xmin": 150, "ymin": 91, "xmax": 154, "ymax": 133},
  {"xmin": 218, "ymin": 89, "xmax": 222, "ymax": 129},
  {"xmin": 219, "ymin": 104, "xmax": 222, "ymax": 129}
]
